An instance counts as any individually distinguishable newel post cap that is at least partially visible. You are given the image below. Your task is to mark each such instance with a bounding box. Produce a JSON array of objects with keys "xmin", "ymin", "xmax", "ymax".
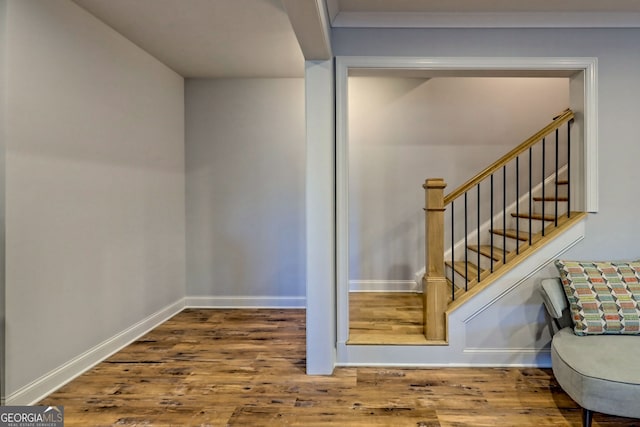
[{"xmin": 423, "ymin": 178, "xmax": 447, "ymax": 189}]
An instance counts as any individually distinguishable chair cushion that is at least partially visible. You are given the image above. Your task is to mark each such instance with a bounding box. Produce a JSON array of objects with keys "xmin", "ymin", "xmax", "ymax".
[
  {"xmin": 551, "ymin": 328, "xmax": 640, "ymax": 418},
  {"xmin": 555, "ymin": 260, "xmax": 640, "ymax": 335}
]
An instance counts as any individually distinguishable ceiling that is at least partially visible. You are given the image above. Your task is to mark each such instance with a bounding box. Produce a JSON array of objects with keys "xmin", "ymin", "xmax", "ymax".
[
  {"xmin": 72, "ymin": 0, "xmax": 640, "ymax": 78},
  {"xmin": 73, "ymin": 0, "xmax": 305, "ymax": 78}
]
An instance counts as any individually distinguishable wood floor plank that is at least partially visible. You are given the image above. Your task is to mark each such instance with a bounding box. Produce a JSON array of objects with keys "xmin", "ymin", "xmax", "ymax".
[{"xmin": 39, "ymin": 308, "xmax": 639, "ymax": 426}]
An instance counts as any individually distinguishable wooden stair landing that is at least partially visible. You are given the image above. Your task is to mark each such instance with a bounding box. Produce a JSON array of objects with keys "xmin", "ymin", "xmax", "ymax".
[{"xmin": 348, "ymin": 292, "xmax": 431, "ymax": 345}]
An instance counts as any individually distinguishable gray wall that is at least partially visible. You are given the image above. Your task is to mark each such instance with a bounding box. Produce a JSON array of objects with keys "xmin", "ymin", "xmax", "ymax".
[
  {"xmin": 4, "ymin": 0, "xmax": 185, "ymax": 396},
  {"xmin": 334, "ymin": 28, "xmax": 640, "ymax": 261},
  {"xmin": 185, "ymin": 79, "xmax": 305, "ymax": 301},
  {"xmin": 348, "ymin": 76, "xmax": 569, "ymax": 281},
  {"xmin": 320, "ymin": 27, "xmax": 640, "ymax": 365}
]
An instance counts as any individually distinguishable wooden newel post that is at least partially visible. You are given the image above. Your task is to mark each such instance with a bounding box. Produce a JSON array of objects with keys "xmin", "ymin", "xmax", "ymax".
[{"xmin": 423, "ymin": 178, "xmax": 448, "ymax": 341}]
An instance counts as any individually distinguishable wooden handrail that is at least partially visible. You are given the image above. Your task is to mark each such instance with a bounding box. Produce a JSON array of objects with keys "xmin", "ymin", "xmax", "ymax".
[{"xmin": 443, "ymin": 109, "xmax": 574, "ymax": 206}]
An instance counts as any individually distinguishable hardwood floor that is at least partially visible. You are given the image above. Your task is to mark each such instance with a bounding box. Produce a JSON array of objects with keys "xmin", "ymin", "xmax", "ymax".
[{"xmin": 40, "ymin": 308, "xmax": 638, "ymax": 426}]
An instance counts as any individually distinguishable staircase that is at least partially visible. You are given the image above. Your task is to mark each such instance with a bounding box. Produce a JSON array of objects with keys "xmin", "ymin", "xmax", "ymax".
[
  {"xmin": 444, "ymin": 176, "xmax": 584, "ymax": 306},
  {"xmin": 422, "ymin": 109, "xmax": 586, "ymax": 341}
]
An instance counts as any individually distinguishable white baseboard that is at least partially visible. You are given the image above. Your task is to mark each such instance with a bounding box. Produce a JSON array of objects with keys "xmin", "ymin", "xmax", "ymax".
[
  {"xmin": 337, "ymin": 344, "xmax": 552, "ymax": 368},
  {"xmin": 349, "ymin": 280, "xmax": 421, "ymax": 293},
  {"xmin": 7, "ymin": 299, "xmax": 185, "ymax": 406},
  {"xmin": 184, "ymin": 296, "xmax": 306, "ymax": 308}
]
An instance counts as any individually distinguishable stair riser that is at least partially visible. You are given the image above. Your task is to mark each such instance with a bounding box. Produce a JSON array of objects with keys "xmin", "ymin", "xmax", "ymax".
[
  {"xmin": 467, "ymin": 252, "xmax": 504, "ymax": 272},
  {"xmin": 540, "ymin": 185, "xmax": 568, "ymax": 198},
  {"xmin": 534, "ymin": 201, "xmax": 568, "ymax": 216},
  {"xmin": 515, "ymin": 214, "xmax": 572, "ymax": 234},
  {"xmin": 512, "ymin": 218, "xmax": 546, "ymax": 235},
  {"xmin": 463, "ymin": 227, "xmax": 521, "ymax": 250},
  {"xmin": 486, "ymin": 234, "xmax": 521, "ymax": 252},
  {"xmin": 446, "ymin": 266, "xmax": 475, "ymax": 290}
]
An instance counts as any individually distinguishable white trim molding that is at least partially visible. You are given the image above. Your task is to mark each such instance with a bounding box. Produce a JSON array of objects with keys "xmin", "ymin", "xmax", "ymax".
[
  {"xmin": 7, "ymin": 299, "xmax": 185, "ymax": 405},
  {"xmin": 582, "ymin": 60, "xmax": 598, "ymax": 212},
  {"xmin": 349, "ymin": 280, "xmax": 420, "ymax": 293},
  {"xmin": 332, "ymin": 11, "xmax": 640, "ymax": 29},
  {"xmin": 336, "ymin": 56, "xmax": 598, "ymax": 358},
  {"xmin": 184, "ymin": 296, "xmax": 306, "ymax": 309},
  {"xmin": 281, "ymin": 0, "xmax": 333, "ymax": 60}
]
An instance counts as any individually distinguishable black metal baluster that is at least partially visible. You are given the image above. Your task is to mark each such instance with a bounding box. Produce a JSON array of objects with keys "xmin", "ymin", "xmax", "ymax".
[
  {"xmin": 567, "ymin": 121, "xmax": 572, "ymax": 217},
  {"xmin": 490, "ymin": 174, "xmax": 494, "ymax": 273},
  {"xmin": 542, "ymin": 137, "xmax": 546, "ymax": 236},
  {"xmin": 464, "ymin": 192, "xmax": 468, "ymax": 292},
  {"xmin": 528, "ymin": 147, "xmax": 532, "ymax": 245},
  {"xmin": 451, "ymin": 201, "xmax": 455, "ymax": 301},
  {"xmin": 555, "ymin": 128, "xmax": 559, "ymax": 226},
  {"xmin": 477, "ymin": 183, "xmax": 481, "ymax": 283},
  {"xmin": 502, "ymin": 165, "xmax": 506, "ymax": 264},
  {"xmin": 516, "ymin": 156, "xmax": 520, "ymax": 255}
]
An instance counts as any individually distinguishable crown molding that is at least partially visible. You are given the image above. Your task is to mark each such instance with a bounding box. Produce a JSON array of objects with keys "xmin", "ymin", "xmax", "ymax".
[{"xmin": 332, "ymin": 11, "xmax": 640, "ymax": 28}]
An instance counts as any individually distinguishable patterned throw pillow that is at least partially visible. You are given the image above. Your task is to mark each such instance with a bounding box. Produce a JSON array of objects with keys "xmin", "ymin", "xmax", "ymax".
[{"xmin": 554, "ymin": 260, "xmax": 640, "ymax": 335}]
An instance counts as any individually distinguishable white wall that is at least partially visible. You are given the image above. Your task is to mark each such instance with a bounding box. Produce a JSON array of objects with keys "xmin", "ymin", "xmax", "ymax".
[
  {"xmin": 311, "ymin": 27, "xmax": 640, "ymax": 366},
  {"xmin": 185, "ymin": 78, "xmax": 305, "ymax": 306},
  {"xmin": 4, "ymin": 0, "xmax": 185, "ymax": 398},
  {"xmin": 348, "ymin": 76, "xmax": 569, "ymax": 282}
]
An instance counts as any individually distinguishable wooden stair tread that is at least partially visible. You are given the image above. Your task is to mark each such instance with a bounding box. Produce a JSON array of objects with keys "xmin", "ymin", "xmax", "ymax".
[
  {"xmin": 467, "ymin": 245, "xmax": 508, "ymax": 261},
  {"xmin": 511, "ymin": 212, "xmax": 557, "ymax": 221},
  {"xmin": 445, "ymin": 260, "xmax": 484, "ymax": 280},
  {"xmin": 533, "ymin": 196, "xmax": 569, "ymax": 202},
  {"xmin": 489, "ymin": 228, "xmax": 530, "ymax": 241},
  {"xmin": 556, "ymin": 179, "xmax": 569, "ymax": 185}
]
